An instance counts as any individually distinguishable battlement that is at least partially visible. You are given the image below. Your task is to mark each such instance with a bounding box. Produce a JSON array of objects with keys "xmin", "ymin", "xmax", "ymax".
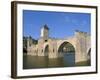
[{"xmin": 75, "ymin": 30, "xmax": 90, "ymax": 36}]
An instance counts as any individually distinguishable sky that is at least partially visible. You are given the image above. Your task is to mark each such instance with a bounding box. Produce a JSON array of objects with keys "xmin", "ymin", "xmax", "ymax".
[{"xmin": 23, "ymin": 10, "xmax": 91, "ymax": 39}]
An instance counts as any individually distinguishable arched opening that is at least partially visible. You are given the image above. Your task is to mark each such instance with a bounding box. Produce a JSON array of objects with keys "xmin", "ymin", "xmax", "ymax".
[
  {"xmin": 88, "ymin": 49, "xmax": 91, "ymax": 57},
  {"xmin": 58, "ymin": 42, "xmax": 75, "ymax": 66},
  {"xmin": 87, "ymin": 48, "xmax": 91, "ymax": 65},
  {"xmin": 44, "ymin": 45, "xmax": 49, "ymax": 56}
]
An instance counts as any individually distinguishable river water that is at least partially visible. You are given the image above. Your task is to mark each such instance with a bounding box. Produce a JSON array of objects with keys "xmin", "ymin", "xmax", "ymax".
[{"xmin": 23, "ymin": 53, "xmax": 90, "ymax": 69}]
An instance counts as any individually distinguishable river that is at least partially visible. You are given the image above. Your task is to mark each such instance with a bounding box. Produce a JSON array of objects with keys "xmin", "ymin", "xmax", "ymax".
[{"xmin": 23, "ymin": 52, "xmax": 90, "ymax": 69}]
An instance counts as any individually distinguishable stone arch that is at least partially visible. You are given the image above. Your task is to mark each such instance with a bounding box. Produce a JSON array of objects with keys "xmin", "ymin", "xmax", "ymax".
[
  {"xmin": 44, "ymin": 45, "xmax": 49, "ymax": 56},
  {"xmin": 58, "ymin": 41, "xmax": 75, "ymax": 66},
  {"xmin": 87, "ymin": 48, "xmax": 91, "ymax": 60},
  {"xmin": 58, "ymin": 41, "xmax": 75, "ymax": 54},
  {"xmin": 87, "ymin": 48, "xmax": 91, "ymax": 65},
  {"xmin": 57, "ymin": 38, "xmax": 76, "ymax": 52}
]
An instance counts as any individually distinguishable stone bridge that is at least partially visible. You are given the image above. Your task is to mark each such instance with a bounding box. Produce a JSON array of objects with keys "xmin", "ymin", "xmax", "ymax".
[{"xmin": 26, "ymin": 30, "xmax": 90, "ymax": 63}]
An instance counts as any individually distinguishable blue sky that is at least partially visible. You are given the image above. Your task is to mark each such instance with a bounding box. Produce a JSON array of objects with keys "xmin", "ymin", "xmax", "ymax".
[{"xmin": 23, "ymin": 10, "xmax": 91, "ymax": 39}]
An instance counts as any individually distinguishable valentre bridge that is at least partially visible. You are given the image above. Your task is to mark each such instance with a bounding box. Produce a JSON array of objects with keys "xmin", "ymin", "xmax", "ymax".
[{"xmin": 24, "ymin": 25, "xmax": 91, "ymax": 63}]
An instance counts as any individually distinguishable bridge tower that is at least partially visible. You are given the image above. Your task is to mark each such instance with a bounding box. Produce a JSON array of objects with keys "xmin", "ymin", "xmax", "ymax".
[
  {"xmin": 37, "ymin": 25, "xmax": 50, "ymax": 56},
  {"xmin": 40, "ymin": 24, "xmax": 49, "ymax": 40}
]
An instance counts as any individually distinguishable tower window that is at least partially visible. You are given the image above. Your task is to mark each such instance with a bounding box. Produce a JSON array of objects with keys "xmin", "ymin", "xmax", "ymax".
[
  {"xmin": 42, "ymin": 49, "xmax": 43, "ymax": 53},
  {"xmin": 45, "ymin": 40, "xmax": 48, "ymax": 42},
  {"xmin": 53, "ymin": 49, "xmax": 54, "ymax": 52}
]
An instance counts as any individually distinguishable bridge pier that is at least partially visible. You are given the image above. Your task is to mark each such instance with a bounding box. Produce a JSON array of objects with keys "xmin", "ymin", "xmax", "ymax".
[
  {"xmin": 75, "ymin": 52, "xmax": 88, "ymax": 63},
  {"xmin": 48, "ymin": 52, "xmax": 63, "ymax": 58}
]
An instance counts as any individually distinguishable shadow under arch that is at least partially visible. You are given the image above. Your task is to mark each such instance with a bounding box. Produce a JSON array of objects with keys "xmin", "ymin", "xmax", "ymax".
[
  {"xmin": 87, "ymin": 48, "xmax": 91, "ymax": 65},
  {"xmin": 88, "ymin": 48, "xmax": 91, "ymax": 57},
  {"xmin": 44, "ymin": 45, "xmax": 49, "ymax": 56},
  {"xmin": 58, "ymin": 42, "xmax": 75, "ymax": 53},
  {"xmin": 58, "ymin": 41, "xmax": 75, "ymax": 67}
]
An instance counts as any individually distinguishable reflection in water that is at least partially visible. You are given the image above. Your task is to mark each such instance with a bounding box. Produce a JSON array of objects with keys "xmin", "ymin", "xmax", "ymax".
[
  {"xmin": 23, "ymin": 52, "xmax": 90, "ymax": 69},
  {"xmin": 23, "ymin": 55, "xmax": 63, "ymax": 69},
  {"xmin": 63, "ymin": 52, "xmax": 75, "ymax": 67}
]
